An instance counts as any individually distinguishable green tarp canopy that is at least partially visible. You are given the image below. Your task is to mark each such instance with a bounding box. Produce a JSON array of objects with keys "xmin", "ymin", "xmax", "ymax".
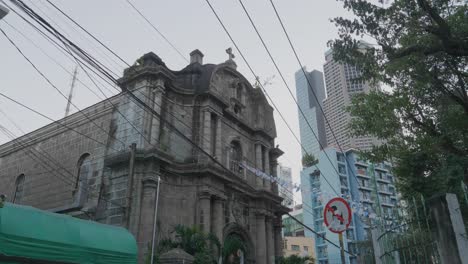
[{"xmin": 0, "ymin": 203, "xmax": 137, "ymax": 264}]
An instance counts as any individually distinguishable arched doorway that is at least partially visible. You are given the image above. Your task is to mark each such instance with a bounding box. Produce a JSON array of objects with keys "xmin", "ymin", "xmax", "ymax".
[{"xmin": 223, "ymin": 223, "xmax": 255, "ymax": 264}]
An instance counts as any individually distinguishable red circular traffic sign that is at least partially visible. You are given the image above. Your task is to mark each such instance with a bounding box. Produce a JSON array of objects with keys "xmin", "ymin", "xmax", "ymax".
[{"xmin": 323, "ymin": 197, "xmax": 352, "ymax": 234}]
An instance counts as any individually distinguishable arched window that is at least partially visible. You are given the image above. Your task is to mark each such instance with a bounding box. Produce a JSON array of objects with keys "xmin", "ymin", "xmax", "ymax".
[
  {"xmin": 13, "ymin": 174, "xmax": 25, "ymax": 203},
  {"xmin": 229, "ymin": 141, "xmax": 243, "ymax": 174},
  {"xmin": 75, "ymin": 153, "xmax": 91, "ymax": 193}
]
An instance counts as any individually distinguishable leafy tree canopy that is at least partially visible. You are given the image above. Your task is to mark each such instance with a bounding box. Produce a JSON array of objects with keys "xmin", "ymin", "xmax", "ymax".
[{"xmin": 329, "ymin": 0, "xmax": 468, "ymax": 199}]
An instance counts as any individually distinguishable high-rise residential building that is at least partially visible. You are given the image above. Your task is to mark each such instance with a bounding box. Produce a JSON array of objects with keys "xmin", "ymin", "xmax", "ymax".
[
  {"xmin": 296, "ymin": 45, "xmax": 395, "ymax": 264},
  {"xmin": 295, "ymin": 68, "xmax": 327, "ymax": 157},
  {"xmin": 301, "ymin": 147, "xmax": 398, "ymax": 264},
  {"xmin": 278, "ymin": 164, "xmax": 294, "ymax": 208},
  {"xmin": 322, "ymin": 46, "xmax": 381, "ymax": 152}
]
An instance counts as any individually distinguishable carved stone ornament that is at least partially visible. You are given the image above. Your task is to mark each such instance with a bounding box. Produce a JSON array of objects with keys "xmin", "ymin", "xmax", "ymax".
[{"xmin": 230, "ymin": 193, "xmax": 249, "ymax": 227}]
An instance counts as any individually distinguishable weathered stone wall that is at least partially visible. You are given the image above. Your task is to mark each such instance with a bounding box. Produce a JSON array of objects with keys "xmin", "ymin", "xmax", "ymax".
[
  {"xmin": 0, "ymin": 51, "xmax": 287, "ymax": 263},
  {"xmin": 0, "ymin": 98, "xmax": 115, "ymax": 211}
]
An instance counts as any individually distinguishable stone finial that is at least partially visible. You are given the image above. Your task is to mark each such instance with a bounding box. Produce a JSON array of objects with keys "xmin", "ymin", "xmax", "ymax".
[
  {"xmin": 226, "ymin": 47, "xmax": 235, "ymax": 60},
  {"xmin": 224, "ymin": 47, "xmax": 237, "ymax": 70},
  {"xmin": 190, "ymin": 49, "xmax": 204, "ymax": 64}
]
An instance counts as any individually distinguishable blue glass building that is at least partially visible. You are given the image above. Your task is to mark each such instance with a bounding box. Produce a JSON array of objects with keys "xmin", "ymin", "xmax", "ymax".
[{"xmin": 294, "ymin": 68, "xmax": 327, "ymax": 157}]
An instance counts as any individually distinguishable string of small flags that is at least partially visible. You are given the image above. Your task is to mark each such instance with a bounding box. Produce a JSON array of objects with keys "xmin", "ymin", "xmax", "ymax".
[{"xmin": 239, "ymin": 161, "xmax": 381, "ymax": 220}]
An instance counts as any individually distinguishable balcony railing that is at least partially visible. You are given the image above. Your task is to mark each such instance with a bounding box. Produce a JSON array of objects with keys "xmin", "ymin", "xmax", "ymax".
[{"xmin": 229, "ymin": 160, "xmax": 244, "ymax": 175}]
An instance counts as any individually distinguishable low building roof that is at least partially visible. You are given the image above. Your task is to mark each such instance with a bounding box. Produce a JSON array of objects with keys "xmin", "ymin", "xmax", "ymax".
[{"xmin": 0, "ymin": 203, "xmax": 137, "ymax": 264}]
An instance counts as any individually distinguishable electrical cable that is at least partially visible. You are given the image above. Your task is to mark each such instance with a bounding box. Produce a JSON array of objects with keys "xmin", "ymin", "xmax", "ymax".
[
  {"xmin": 41, "ymin": 0, "xmax": 358, "ymax": 246},
  {"xmin": 287, "ymin": 212, "xmax": 354, "ymax": 255},
  {"xmin": 267, "ymin": 0, "xmax": 372, "ymax": 191},
  {"xmin": 44, "ymin": 0, "xmax": 130, "ymax": 68},
  {"xmin": 4, "ymin": 1, "xmax": 362, "ymax": 253},
  {"xmin": 2, "ymin": 20, "xmax": 106, "ymax": 100},
  {"xmin": 236, "ymin": 0, "xmax": 351, "ymax": 194},
  {"xmin": 0, "ymin": 26, "xmax": 127, "ymax": 149},
  {"xmin": 0, "ymin": 123, "xmax": 127, "ymax": 210},
  {"xmin": 124, "ymin": 0, "xmax": 188, "ymax": 64},
  {"xmin": 30, "ymin": 0, "xmax": 124, "ymax": 74}
]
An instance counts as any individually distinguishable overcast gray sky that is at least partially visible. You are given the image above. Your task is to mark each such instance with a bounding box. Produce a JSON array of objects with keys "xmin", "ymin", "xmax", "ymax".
[{"xmin": 0, "ymin": 0, "xmax": 351, "ymax": 204}]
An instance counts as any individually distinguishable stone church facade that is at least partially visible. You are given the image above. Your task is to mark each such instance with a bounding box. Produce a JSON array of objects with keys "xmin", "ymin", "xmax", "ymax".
[{"xmin": 0, "ymin": 50, "xmax": 288, "ymax": 263}]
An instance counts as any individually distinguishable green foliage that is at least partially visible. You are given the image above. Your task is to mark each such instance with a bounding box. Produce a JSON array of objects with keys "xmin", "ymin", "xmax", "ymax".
[
  {"xmin": 276, "ymin": 255, "xmax": 315, "ymax": 264},
  {"xmin": 330, "ymin": 0, "xmax": 468, "ymax": 199},
  {"xmin": 222, "ymin": 234, "xmax": 246, "ymax": 264},
  {"xmin": 146, "ymin": 225, "xmax": 220, "ymax": 264},
  {"xmin": 302, "ymin": 153, "xmax": 318, "ymax": 168}
]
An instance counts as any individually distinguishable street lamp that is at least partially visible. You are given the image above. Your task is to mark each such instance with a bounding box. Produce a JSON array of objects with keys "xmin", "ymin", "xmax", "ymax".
[{"xmin": 0, "ymin": 3, "xmax": 9, "ymax": 20}]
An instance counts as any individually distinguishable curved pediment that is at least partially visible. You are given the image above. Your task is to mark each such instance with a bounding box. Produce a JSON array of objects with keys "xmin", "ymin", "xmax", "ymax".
[{"xmin": 208, "ymin": 65, "xmax": 276, "ymax": 138}]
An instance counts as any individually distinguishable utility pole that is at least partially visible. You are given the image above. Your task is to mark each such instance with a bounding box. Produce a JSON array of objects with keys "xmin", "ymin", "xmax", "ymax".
[{"xmin": 65, "ymin": 66, "xmax": 78, "ymax": 117}]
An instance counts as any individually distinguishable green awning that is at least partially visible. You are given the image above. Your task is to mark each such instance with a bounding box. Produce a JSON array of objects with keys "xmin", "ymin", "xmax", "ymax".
[{"xmin": 0, "ymin": 203, "xmax": 137, "ymax": 264}]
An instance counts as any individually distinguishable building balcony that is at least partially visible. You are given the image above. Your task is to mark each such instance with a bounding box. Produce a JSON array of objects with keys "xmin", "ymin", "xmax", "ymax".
[
  {"xmin": 356, "ymin": 171, "xmax": 370, "ymax": 178},
  {"xmin": 376, "ymin": 178, "xmax": 390, "ymax": 183},
  {"xmin": 362, "ymin": 199, "xmax": 374, "ymax": 204},
  {"xmin": 355, "ymin": 160, "xmax": 368, "ymax": 167},
  {"xmin": 378, "ymin": 189, "xmax": 392, "ymax": 195},
  {"xmin": 375, "ymin": 165, "xmax": 389, "ymax": 172},
  {"xmin": 359, "ymin": 186, "xmax": 373, "ymax": 191}
]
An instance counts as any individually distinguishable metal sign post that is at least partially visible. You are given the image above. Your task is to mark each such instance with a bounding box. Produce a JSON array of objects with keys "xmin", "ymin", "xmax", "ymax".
[
  {"xmin": 338, "ymin": 233, "xmax": 346, "ymax": 264},
  {"xmin": 324, "ymin": 197, "xmax": 352, "ymax": 264}
]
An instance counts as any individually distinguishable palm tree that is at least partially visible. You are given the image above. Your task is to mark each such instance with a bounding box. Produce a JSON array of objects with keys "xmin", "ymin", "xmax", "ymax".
[
  {"xmin": 222, "ymin": 234, "xmax": 246, "ymax": 264},
  {"xmin": 147, "ymin": 225, "xmax": 220, "ymax": 264}
]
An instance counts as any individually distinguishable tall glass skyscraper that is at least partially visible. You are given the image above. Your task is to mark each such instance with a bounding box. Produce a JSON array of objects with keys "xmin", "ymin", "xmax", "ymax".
[
  {"xmin": 322, "ymin": 46, "xmax": 381, "ymax": 152},
  {"xmin": 294, "ymin": 68, "xmax": 327, "ymax": 157},
  {"xmin": 296, "ymin": 45, "xmax": 397, "ymax": 264}
]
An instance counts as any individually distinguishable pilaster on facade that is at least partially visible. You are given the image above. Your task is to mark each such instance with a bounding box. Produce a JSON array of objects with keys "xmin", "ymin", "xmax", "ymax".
[
  {"xmin": 263, "ymin": 148, "xmax": 271, "ymax": 191},
  {"xmin": 255, "ymin": 213, "xmax": 267, "ymax": 264},
  {"xmin": 149, "ymin": 80, "xmax": 165, "ymax": 147},
  {"xmin": 211, "ymin": 195, "xmax": 226, "ymax": 242},
  {"xmin": 202, "ymin": 110, "xmax": 212, "ymax": 154},
  {"xmin": 198, "ymin": 192, "xmax": 212, "ymax": 234},
  {"xmin": 265, "ymin": 216, "xmax": 275, "ymax": 264},
  {"xmin": 136, "ymin": 175, "xmax": 161, "ymax": 261},
  {"xmin": 255, "ymin": 144, "xmax": 263, "ymax": 189},
  {"xmin": 273, "ymin": 217, "xmax": 283, "ymax": 260}
]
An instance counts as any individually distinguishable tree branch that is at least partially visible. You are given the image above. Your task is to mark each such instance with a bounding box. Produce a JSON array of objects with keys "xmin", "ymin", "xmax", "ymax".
[{"xmin": 416, "ymin": 0, "xmax": 451, "ymax": 37}]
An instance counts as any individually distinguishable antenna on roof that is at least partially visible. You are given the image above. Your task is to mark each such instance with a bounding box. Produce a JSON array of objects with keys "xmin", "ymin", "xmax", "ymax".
[{"xmin": 65, "ymin": 66, "xmax": 78, "ymax": 117}]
